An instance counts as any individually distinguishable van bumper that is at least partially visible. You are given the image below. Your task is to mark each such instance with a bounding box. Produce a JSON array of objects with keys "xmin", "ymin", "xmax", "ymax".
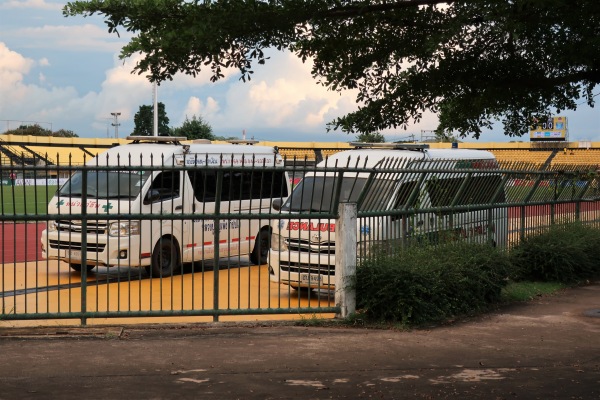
[
  {"xmin": 41, "ymin": 230, "xmax": 148, "ymax": 268},
  {"xmin": 268, "ymin": 249, "xmax": 335, "ymax": 290}
]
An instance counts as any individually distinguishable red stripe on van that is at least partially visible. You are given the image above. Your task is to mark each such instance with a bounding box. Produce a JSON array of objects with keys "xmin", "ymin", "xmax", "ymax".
[
  {"xmin": 203, "ymin": 241, "xmax": 212, "ymax": 246},
  {"xmin": 186, "ymin": 243, "xmax": 196, "ymax": 248},
  {"xmin": 219, "ymin": 239, "xmax": 227, "ymax": 244},
  {"xmin": 140, "ymin": 253, "xmax": 151, "ymax": 258},
  {"xmin": 232, "ymin": 238, "xmax": 239, "ymax": 242},
  {"xmin": 246, "ymin": 236, "xmax": 256, "ymax": 240}
]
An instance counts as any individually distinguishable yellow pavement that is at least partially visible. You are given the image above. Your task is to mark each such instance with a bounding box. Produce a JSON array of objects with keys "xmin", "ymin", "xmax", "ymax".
[{"xmin": 1, "ymin": 259, "xmax": 335, "ymax": 327}]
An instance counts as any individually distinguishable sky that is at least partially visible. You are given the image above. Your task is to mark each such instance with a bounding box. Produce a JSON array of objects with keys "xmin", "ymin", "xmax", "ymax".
[{"xmin": 1, "ymin": 0, "xmax": 598, "ymax": 144}]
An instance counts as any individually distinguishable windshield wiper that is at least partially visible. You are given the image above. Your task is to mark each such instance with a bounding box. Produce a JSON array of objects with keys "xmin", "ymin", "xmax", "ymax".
[
  {"xmin": 102, "ymin": 194, "xmax": 137, "ymax": 199},
  {"xmin": 288, "ymin": 206, "xmax": 326, "ymax": 212}
]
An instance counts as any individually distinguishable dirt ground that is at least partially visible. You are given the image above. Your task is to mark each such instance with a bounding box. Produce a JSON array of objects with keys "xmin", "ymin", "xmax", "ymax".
[{"xmin": 1, "ymin": 282, "xmax": 599, "ymax": 399}]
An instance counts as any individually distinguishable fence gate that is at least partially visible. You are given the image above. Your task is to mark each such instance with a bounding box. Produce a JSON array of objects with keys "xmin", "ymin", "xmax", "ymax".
[{"xmin": 2, "ymin": 156, "xmax": 600, "ymax": 325}]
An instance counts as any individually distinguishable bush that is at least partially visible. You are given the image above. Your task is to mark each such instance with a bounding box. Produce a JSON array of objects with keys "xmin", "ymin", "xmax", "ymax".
[
  {"xmin": 509, "ymin": 222, "xmax": 600, "ymax": 283},
  {"xmin": 355, "ymin": 242, "xmax": 511, "ymax": 326}
]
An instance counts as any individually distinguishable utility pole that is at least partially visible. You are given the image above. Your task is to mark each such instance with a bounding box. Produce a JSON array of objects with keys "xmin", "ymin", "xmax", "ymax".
[
  {"xmin": 111, "ymin": 112, "xmax": 121, "ymax": 139},
  {"xmin": 153, "ymin": 82, "xmax": 158, "ymax": 136}
]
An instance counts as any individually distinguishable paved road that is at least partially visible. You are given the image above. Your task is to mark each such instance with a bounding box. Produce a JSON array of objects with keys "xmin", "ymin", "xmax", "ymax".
[{"xmin": 1, "ymin": 283, "xmax": 599, "ymax": 399}]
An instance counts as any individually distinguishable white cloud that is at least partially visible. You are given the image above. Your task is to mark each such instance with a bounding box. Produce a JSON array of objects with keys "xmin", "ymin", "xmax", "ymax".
[
  {"xmin": 38, "ymin": 57, "xmax": 50, "ymax": 67},
  {"xmin": 191, "ymin": 51, "xmax": 439, "ymax": 140},
  {"xmin": 85, "ymin": 54, "xmax": 156, "ymax": 130},
  {"xmin": 0, "ymin": 42, "xmax": 34, "ymax": 78},
  {"xmin": 181, "ymin": 97, "xmax": 220, "ymax": 124},
  {"xmin": 165, "ymin": 67, "xmax": 238, "ymax": 91},
  {"xmin": 0, "ymin": 42, "xmax": 36, "ymax": 109},
  {"xmin": 0, "ymin": 0, "xmax": 62, "ymax": 10},
  {"xmin": 12, "ymin": 24, "xmax": 127, "ymax": 52},
  {"xmin": 0, "ymin": 42, "xmax": 144, "ymax": 135},
  {"xmin": 217, "ymin": 53, "xmax": 356, "ymax": 129}
]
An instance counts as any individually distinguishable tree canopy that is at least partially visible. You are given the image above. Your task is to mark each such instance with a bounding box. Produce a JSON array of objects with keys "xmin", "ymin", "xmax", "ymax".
[
  {"xmin": 64, "ymin": 0, "xmax": 600, "ymax": 139},
  {"xmin": 132, "ymin": 102, "xmax": 170, "ymax": 136},
  {"xmin": 171, "ymin": 115, "xmax": 215, "ymax": 140},
  {"xmin": 2, "ymin": 124, "xmax": 78, "ymax": 137},
  {"xmin": 356, "ymin": 132, "xmax": 385, "ymax": 143}
]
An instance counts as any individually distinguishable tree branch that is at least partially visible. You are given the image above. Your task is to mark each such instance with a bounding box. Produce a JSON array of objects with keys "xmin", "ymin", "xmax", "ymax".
[{"xmin": 325, "ymin": 0, "xmax": 452, "ymax": 18}]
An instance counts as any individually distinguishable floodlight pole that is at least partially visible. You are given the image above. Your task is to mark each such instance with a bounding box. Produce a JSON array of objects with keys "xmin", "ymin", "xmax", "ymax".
[
  {"xmin": 153, "ymin": 82, "xmax": 158, "ymax": 137},
  {"xmin": 111, "ymin": 112, "xmax": 121, "ymax": 139}
]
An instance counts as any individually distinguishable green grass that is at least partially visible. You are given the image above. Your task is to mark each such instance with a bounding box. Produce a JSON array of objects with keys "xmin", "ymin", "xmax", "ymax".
[
  {"xmin": 501, "ymin": 281, "xmax": 567, "ymax": 302},
  {"xmin": 0, "ymin": 185, "xmax": 56, "ymax": 214},
  {"xmin": 295, "ymin": 313, "xmax": 331, "ymax": 327}
]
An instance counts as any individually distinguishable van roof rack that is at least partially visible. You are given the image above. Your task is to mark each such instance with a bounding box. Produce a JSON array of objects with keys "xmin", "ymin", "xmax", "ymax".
[
  {"xmin": 227, "ymin": 140, "xmax": 259, "ymax": 145},
  {"xmin": 127, "ymin": 136, "xmax": 188, "ymax": 145},
  {"xmin": 350, "ymin": 142, "xmax": 430, "ymax": 151}
]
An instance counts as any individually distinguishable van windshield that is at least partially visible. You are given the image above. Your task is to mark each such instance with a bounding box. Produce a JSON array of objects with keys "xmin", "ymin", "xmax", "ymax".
[
  {"xmin": 58, "ymin": 171, "xmax": 150, "ymax": 199},
  {"xmin": 282, "ymin": 176, "xmax": 368, "ymax": 212}
]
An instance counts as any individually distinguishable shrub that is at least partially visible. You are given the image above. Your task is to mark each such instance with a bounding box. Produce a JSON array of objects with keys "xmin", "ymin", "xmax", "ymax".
[
  {"xmin": 509, "ymin": 222, "xmax": 600, "ymax": 283},
  {"xmin": 355, "ymin": 242, "xmax": 511, "ymax": 326}
]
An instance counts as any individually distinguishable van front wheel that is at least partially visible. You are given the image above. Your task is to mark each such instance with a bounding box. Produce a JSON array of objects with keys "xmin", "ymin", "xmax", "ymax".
[
  {"xmin": 250, "ymin": 230, "xmax": 270, "ymax": 265},
  {"xmin": 146, "ymin": 237, "xmax": 181, "ymax": 277}
]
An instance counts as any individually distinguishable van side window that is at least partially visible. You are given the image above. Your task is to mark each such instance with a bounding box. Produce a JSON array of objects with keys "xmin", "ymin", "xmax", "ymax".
[
  {"xmin": 393, "ymin": 180, "xmax": 419, "ymax": 209},
  {"xmin": 144, "ymin": 171, "xmax": 180, "ymax": 204},
  {"xmin": 188, "ymin": 170, "xmax": 288, "ymax": 202},
  {"xmin": 223, "ymin": 171, "xmax": 242, "ymax": 201},
  {"xmin": 187, "ymin": 171, "xmax": 218, "ymax": 202},
  {"xmin": 250, "ymin": 171, "xmax": 289, "ymax": 199},
  {"xmin": 426, "ymin": 175, "xmax": 505, "ymax": 207}
]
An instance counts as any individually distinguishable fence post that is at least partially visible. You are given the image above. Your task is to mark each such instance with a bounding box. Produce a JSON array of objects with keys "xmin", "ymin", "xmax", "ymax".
[
  {"xmin": 80, "ymin": 165, "xmax": 88, "ymax": 326},
  {"xmin": 335, "ymin": 203, "xmax": 357, "ymax": 319}
]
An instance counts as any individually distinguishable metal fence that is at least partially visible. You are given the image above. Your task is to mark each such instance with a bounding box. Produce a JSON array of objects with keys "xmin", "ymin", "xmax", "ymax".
[{"xmin": 2, "ymin": 155, "xmax": 600, "ymax": 325}]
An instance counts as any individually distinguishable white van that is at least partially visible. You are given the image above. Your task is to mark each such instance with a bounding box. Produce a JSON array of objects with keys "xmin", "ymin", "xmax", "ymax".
[
  {"xmin": 41, "ymin": 136, "xmax": 290, "ymax": 276},
  {"xmin": 269, "ymin": 143, "xmax": 508, "ymax": 291}
]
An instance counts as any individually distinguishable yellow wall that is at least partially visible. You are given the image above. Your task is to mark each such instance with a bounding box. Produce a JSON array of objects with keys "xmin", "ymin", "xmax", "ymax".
[
  {"xmin": 0, "ymin": 134, "xmax": 127, "ymax": 147},
  {"xmin": 3, "ymin": 134, "xmax": 600, "ymax": 157}
]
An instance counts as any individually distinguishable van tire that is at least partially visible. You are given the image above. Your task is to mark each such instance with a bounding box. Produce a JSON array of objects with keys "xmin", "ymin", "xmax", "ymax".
[
  {"xmin": 146, "ymin": 236, "xmax": 181, "ymax": 277},
  {"xmin": 69, "ymin": 263, "xmax": 94, "ymax": 273},
  {"xmin": 250, "ymin": 229, "xmax": 270, "ymax": 265}
]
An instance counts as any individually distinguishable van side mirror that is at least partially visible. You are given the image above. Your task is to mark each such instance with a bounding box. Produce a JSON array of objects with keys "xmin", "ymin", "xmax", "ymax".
[
  {"xmin": 144, "ymin": 189, "xmax": 162, "ymax": 204},
  {"xmin": 272, "ymin": 198, "xmax": 283, "ymax": 211}
]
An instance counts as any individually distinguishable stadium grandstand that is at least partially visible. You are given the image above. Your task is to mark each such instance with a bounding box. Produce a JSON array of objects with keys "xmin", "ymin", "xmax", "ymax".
[{"xmin": 2, "ymin": 134, "xmax": 600, "ymax": 181}]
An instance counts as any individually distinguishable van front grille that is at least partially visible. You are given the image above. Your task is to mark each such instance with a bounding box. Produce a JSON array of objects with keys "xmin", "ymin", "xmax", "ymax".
[
  {"xmin": 279, "ymin": 261, "xmax": 335, "ymax": 276},
  {"xmin": 54, "ymin": 220, "xmax": 108, "ymax": 235},
  {"xmin": 49, "ymin": 240, "xmax": 106, "ymax": 253},
  {"xmin": 286, "ymin": 238, "xmax": 335, "ymax": 255}
]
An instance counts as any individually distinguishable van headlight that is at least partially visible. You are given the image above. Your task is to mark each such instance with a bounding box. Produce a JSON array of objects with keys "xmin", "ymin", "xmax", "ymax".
[
  {"xmin": 109, "ymin": 221, "xmax": 140, "ymax": 237},
  {"xmin": 270, "ymin": 233, "xmax": 288, "ymax": 251},
  {"xmin": 46, "ymin": 220, "xmax": 58, "ymax": 233}
]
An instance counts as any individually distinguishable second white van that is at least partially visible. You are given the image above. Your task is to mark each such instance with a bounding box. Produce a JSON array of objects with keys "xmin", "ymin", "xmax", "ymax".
[{"xmin": 269, "ymin": 143, "xmax": 508, "ymax": 291}]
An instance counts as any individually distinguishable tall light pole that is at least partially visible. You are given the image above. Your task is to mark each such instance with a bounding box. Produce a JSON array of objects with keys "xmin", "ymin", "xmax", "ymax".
[
  {"xmin": 153, "ymin": 82, "xmax": 158, "ymax": 137},
  {"xmin": 111, "ymin": 112, "xmax": 121, "ymax": 139}
]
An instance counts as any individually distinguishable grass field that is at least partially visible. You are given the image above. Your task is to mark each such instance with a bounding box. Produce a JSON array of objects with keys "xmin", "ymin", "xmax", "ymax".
[{"xmin": 0, "ymin": 185, "xmax": 57, "ymax": 214}]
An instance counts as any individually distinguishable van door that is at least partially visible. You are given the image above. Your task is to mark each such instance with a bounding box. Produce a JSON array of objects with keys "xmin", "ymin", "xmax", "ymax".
[
  {"xmin": 180, "ymin": 171, "xmax": 196, "ymax": 263},
  {"xmin": 140, "ymin": 170, "xmax": 184, "ymax": 272},
  {"xmin": 186, "ymin": 169, "xmax": 241, "ymax": 262},
  {"xmin": 383, "ymin": 179, "xmax": 421, "ymax": 247}
]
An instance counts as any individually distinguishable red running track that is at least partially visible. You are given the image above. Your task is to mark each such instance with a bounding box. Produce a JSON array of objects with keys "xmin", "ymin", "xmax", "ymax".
[{"xmin": 0, "ymin": 222, "xmax": 46, "ymax": 263}]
